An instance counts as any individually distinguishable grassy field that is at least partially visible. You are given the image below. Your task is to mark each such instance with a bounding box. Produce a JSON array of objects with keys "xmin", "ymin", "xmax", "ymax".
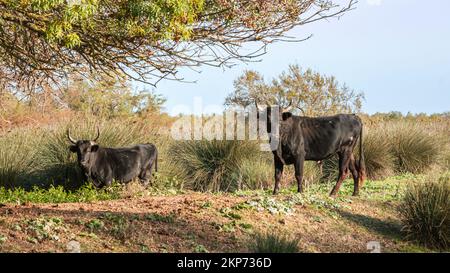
[
  {"xmin": 0, "ymin": 112, "xmax": 448, "ymax": 253},
  {"xmin": 0, "ymin": 174, "xmax": 445, "ymax": 253}
]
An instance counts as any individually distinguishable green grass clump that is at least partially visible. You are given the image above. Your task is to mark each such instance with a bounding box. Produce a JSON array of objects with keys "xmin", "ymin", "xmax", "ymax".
[
  {"xmin": 359, "ymin": 129, "xmax": 395, "ymax": 179},
  {"xmin": 0, "ymin": 130, "xmax": 41, "ymax": 187},
  {"xmin": 399, "ymin": 173, "xmax": 450, "ymax": 250},
  {"xmin": 169, "ymin": 140, "xmax": 260, "ymax": 192},
  {"xmin": 388, "ymin": 123, "xmax": 441, "ymax": 174},
  {"xmin": 145, "ymin": 212, "xmax": 175, "ymax": 223},
  {"xmin": 239, "ymin": 157, "xmax": 272, "ymax": 190},
  {"xmin": 101, "ymin": 213, "xmax": 132, "ymax": 242},
  {"xmin": 249, "ymin": 232, "xmax": 300, "ymax": 253}
]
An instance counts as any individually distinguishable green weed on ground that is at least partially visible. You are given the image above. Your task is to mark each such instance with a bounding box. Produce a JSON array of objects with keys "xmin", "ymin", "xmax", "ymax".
[{"xmin": 0, "ymin": 183, "xmax": 122, "ymax": 204}]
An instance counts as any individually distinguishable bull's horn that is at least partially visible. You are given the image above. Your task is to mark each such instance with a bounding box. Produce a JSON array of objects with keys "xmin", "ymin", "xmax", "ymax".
[
  {"xmin": 283, "ymin": 99, "xmax": 294, "ymax": 113},
  {"xmin": 255, "ymin": 101, "xmax": 265, "ymax": 111},
  {"xmin": 93, "ymin": 126, "xmax": 100, "ymax": 142},
  {"xmin": 67, "ymin": 128, "xmax": 77, "ymax": 144}
]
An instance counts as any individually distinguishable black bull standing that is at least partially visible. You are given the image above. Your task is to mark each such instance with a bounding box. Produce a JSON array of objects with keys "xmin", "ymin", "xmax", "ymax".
[
  {"xmin": 264, "ymin": 107, "xmax": 366, "ymax": 197},
  {"xmin": 67, "ymin": 128, "xmax": 158, "ymax": 188}
]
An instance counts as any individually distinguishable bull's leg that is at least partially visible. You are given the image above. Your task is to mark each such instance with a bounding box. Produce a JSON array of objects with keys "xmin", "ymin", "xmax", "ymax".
[
  {"xmin": 330, "ymin": 151, "xmax": 351, "ymax": 197},
  {"xmin": 103, "ymin": 171, "xmax": 113, "ymax": 188},
  {"xmin": 294, "ymin": 156, "xmax": 305, "ymax": 193},
  {"xmin": 317, "ymin": 161, "xmax": 323, "ymax": 175},
  {"xmin": 104, "ymin": 179, "xmax": 112, "ymax": 188},
  {"xmin": 139, "ymin": 165, "xmax": 153, "ymax": 188},
  {"xmin": 273, "ymin": 156, "xmax": 284, "ymax": 195},
  {"xmin": 348, "ymin": 154, "xmax": 360, "ymax": 196}
]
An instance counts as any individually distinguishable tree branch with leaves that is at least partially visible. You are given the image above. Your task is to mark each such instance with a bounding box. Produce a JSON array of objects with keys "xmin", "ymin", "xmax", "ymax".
[{"xmin": 0, "ymin": 0, "xmax": 356, "ymax": 94}]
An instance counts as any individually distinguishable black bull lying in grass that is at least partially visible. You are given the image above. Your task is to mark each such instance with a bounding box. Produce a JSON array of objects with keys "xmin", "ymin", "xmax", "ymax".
[
  {"xmin": 264, "ymin": 107, "xmax": 366, "ymax": 197},
  {"xmin": 67, "ymin": 127, "xmax": 158, "ymax": 188}
]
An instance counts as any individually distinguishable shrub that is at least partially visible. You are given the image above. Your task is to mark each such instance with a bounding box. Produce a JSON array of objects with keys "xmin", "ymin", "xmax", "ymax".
[
  {"xmin": 169, "ymin": 140, "xmax": 260, "ymax": 192},
  {"xmin": 388, "ymin": 123, "xmax": 440, "ymax": 174},
  {"xmin": 249, "ymin": 232, "xmax": 300, "ymax": 253},
  {"xmin": 357, "ymin": 128, "xmax": 395, "ymax": 180},
  {"xmin": 399, "ymin": 173, "xmax": 450, "ymax": 250}
]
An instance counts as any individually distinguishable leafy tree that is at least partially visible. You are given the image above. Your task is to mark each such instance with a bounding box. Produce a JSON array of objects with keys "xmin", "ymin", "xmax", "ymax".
[
  {"xmin": 0, "ymin": 0, "xmax": 356, "ymax": 92},
  {"xmin": 225, "ymin": 64, "xmax": 364, "ymax": 116},
  {"xmin": 61, "ymin": 76, "xmax": 166, "ymax": 118}
]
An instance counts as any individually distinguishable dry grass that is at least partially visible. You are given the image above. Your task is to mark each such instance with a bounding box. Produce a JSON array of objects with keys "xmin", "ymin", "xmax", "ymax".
[
  {"xmin": 387, "ymin": 122, "xmax": 442, "ymax": 174},
  {"xmin": 399, "ymin": 172, "xmax": 450, "ymax": 250},
  {"xmin": 169, "ymin": 140, "xmax": 261, "ymax": 192}
]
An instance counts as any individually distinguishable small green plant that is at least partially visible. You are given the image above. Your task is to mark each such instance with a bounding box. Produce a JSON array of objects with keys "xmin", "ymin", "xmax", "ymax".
[
  {"xmin": 85, "ymin": 219, "xmax": 105, "ymax": 233},
  {"xmin": 193, "ymin": 244, "xmax": 209, "ymax": 253},
  {"xmin": 219, "ymin": 221, "xmax": 237, "ymax": 233},
  {"xmin": 145, "ymin": 212, "xmax": 175, "ymax": 223},
  {"xmin": 219, "ymin": 207, "xmax": 242, "ymax": 220},
  {"xmin": 399, "ymin": 173, "xmax": 450, "ymax": 250},
  {"xmin": 23, "ymin": 217, "xmax": 66, "ymax": 242},
  {"xmin": 239, "ymin": 223, "xmax": 253, "ymax": 230},
  {"xmin": 102, "ymin": 213, "xmax": 131, "ymax": 242},
  {"xmin": 0, "ymin": 234, "xmax": 7, "ymax": 244},
  {"xmin": 245, "ymin": 197, "xmax": 296, "ymax": 215},
  {"xmin": 249, "ymin": 232, "xmax": 300, "ymax": 253},
  {"xmin": 200, "ymin": 201, "xmax": 212, "ymax": 209}
]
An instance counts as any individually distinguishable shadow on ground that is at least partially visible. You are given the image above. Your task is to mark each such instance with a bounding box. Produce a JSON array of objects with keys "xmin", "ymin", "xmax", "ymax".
[{"xmin": 337, "ymin": 209, "xmax": 403, "ymax": 240}]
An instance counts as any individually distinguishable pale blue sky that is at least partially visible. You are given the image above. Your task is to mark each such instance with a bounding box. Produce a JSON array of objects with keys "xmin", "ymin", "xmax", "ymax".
[{"xmin": 138, "ymin": 0, "xmax": 450, "ymax": 115}]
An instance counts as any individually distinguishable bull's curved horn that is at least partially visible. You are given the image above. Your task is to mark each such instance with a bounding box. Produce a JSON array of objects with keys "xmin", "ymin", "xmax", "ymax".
[
  {"xmin": 93, "ymin": 126, "xmax": 100, "ymax": 142},
  {"xmin": 67, "ymin": 128, "xmax": 77, "ymax": 144}
]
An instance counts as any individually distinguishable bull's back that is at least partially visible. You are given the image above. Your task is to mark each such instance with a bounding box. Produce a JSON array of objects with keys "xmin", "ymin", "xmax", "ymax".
[
  {"xmin": 301, "ymin": 114, "xmax": 362, "ymax": 160},
  {"xmin": 102, "ymin": 144, "xmax": 156, "ymax": 182}
]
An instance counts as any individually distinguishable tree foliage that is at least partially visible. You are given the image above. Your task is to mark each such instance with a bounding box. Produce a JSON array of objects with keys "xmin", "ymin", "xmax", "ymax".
[
  {"xmin": 62, "ymin": 76, "xmax": 166, "ymax": 118},
  {"xmin": 225, "ymin": 64, "xmax": 364, "ymax": 116},
  {"xmin": 0, "ymin": 0, "xmax": 356, "ymax": 92}
]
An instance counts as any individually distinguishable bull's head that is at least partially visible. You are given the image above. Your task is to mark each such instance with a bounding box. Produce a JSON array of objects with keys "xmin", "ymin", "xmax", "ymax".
[
  {"xmin": 255, "ymin": 101, "xmax": 294, "ymax": 132},
  {"xmin": 67, "ymin": 127, "xmax": 100, "ymax": 169}
]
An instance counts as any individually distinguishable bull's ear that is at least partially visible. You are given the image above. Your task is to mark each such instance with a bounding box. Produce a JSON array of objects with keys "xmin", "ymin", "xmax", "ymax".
[
  {"xmin": 91, "ymin": 144, "xmax": 99, "ymax": 152},
  {"xmin": 282, "ymin": 112, "xmax": 293, "ymax": 121},
  {"xmin": 69, "ymin": 145, "xmax": 77, "ymax": 153}
]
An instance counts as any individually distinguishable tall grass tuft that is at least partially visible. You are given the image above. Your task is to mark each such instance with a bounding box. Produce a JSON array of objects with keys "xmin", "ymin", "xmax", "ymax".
[
  {"xmin": 357, "ymin": 129, "xmax": 395, "ymax": 180},
  {"xmin": 0, "ymin": 129, "xmax": 41, "ymax": 188},
  {"xmin": 399, "ymin": 173, "xmax": 450, "ymax": 250},
  {"xmin": 249, "ymin": 232, "xmax": 300, "ymax": 253},
  {"xmin": 239, "ymin": 157, "xmax": 272, "ymax": 190},
  {"xmin": 169, "ymin": 140, "xmax": 259, "ymax": 192},
  {"xmin": 320, "ymin": 155, "xmax": 339, "ymax": 183},
  {"xmin": 389, "ymin": 123, "xmax": 441, "ymax": 174}
]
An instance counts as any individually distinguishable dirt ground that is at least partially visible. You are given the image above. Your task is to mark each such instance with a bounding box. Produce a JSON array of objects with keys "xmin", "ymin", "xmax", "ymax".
[{"xmin": 0, "ymin": 187, "xmax": 428, "ymax": 253}]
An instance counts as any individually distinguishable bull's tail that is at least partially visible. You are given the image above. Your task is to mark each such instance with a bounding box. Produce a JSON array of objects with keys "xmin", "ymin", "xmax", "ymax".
[
  {"xmin": 154, "ymin": 150, "xmax": 158, "ymax": 173},
  {"xmin": 358, "ymin": 122, "xmax": 366, "ymax": 187}
]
